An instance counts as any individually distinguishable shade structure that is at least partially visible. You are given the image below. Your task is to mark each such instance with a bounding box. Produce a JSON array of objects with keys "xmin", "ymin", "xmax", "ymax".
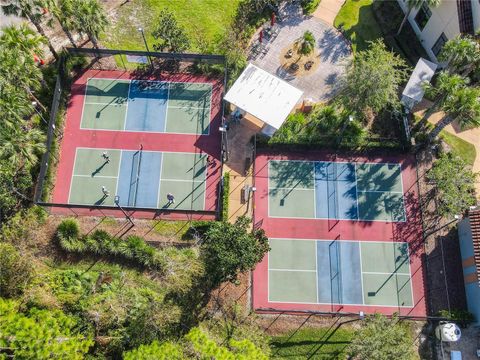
[
  {"xmin": 401, "ymin": 57, "xmax": 437, "ymax": 110},
  {"xmin": 224, "ymin": 63, "xmax": 303, "ymax": 133}
]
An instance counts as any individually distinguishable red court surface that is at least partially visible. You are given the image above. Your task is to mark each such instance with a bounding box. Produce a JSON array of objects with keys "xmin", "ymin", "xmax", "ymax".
[
  {"xmin": 252, "ymin": 151, "xmax": 427, "ymax": 317},
  {"xmin": 50, "ymin": 69, "xmax": 223, "ymax": 220}
]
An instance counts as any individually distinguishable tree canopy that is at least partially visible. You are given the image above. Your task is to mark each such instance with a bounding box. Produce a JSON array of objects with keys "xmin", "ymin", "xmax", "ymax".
[
  {"xmin": 0, "ymin": 298, "xmax": 93, "ymax": 359},
  {"xmin": 348, "ymin": 313, "xmax": 415, "ymax": 360},
  {"xmin": 123, "ymin": 327, "xmax": 268, "ymax": 360},
  {"xmin": 201, "ymin": 216, "xmax": 269, "ymax": 287},
  {"xmin": 152, "ymin": 9, "xmax": 190, "ymax": 53},
  {"xmin": 337, "ymin": 40, "xmax": 408, "ymax": 119},
  {"xmin": 427, "ymin": 152, "xmax": 478, "ymax": 217}
]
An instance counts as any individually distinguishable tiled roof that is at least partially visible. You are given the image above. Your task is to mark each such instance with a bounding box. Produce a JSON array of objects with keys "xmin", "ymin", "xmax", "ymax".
[
  {"xmin": 457, "ymin": 0, "xmax": 475, "ymax": 35},
  {"xmin": 469, "ymin": 209, "xmax": 480, "ymax": 283}
]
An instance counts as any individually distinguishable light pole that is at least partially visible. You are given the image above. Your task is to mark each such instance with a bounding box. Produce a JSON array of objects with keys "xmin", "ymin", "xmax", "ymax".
[
  {"xmin": 219, "ymin": 125, "xmax": 228, "ymax": 162},
  {"xmin": 336, "ymin": 114, "xmax": 354, "ymax": 147},
  {"xmin": 137, "ymin": 27, "xmax": 153, "ymax": 71}
]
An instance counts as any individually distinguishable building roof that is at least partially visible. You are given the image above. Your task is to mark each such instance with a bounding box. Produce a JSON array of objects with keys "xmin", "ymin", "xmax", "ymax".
[
  {"xmin": 469, "ymin": 209, "xmax": 480, "ymax": 284},
  {"xmin": 402, "ymin": 58, "xmax": 437, "ymax": 105},
  {"xmin": 224, "ymin": 63, "xmax": 303, "ymax": 130}
]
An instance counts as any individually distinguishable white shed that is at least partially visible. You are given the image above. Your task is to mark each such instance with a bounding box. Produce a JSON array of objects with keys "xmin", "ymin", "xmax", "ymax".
[
  {"xmin": 401, "ymin": 58, "xmax": 438, "ymax": 111},
  {"xmin": 224, "ymin": 63, "xmax": 303, "ymax": 136}
]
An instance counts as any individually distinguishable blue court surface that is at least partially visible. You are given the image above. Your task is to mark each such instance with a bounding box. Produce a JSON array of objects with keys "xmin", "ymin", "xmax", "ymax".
[
  {"xmin": 268, "ymin": 238, "xmax": 414, "ymax": 307},
  {"xmin": 68, "ymin": 148, "xmax": 207, "ymax": 210},
  {"xmin": 81, "ymin": 78, "xmax": 212, "ymax": 134},
  {"xmin": 268, "ymin": 160, "xmax": 406, "ymax": 222}
]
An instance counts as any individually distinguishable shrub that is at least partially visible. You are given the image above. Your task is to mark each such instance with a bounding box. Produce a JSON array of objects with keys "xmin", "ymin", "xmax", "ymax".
[
  {"xmin": 439, "ymin": 309, "xmax": 474, "ymax": 327},
  {"xmin": 222, "ymin": 172, "xmax": 230, "ymax": 222},
  {"xmin": 55, "ymin": 222, "xmax": 166, "ymax": 272},
  {"xmin": 301, "ymin": 0, "xmax": 321, "ymax": 14},
  {"xmin": 0, "ymin": 242, "xmax": 33, "ymax": 298},
  {"xmin": 57, "ymin": 218, "xmax": 80, "ymax": 240}
]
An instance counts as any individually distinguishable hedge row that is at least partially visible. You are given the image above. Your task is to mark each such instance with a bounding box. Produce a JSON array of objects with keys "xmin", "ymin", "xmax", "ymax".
[
  {"xmin": 222, "ymin": 172, "xmax": 230, "ymax": 222},
  {"xmin": 56, "ymin": 219, "xmax": 166, "ymax": 272}
]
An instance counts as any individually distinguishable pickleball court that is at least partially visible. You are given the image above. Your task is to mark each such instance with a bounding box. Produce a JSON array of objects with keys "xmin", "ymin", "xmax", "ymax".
[{"xmin": 51, "ymin": 70, "xmax": 222, "ymax": 217}]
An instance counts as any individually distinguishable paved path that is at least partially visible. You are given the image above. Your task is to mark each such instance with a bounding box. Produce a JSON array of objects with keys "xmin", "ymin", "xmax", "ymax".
[
  {"xmin": 252, "ymin": 4, "xmax": 351, "ymax": 102},
  {"xmin": 313, "ymin": 0, "xmax": 345, "ymax": 26}
]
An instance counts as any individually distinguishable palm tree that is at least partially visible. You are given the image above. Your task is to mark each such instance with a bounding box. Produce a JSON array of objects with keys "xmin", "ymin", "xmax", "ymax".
[
  {"xmin": 439, "ymin": 35, "xmax": 480, "ymax": 79},
  {"xmin": 70, "ymin": 0, "xmax": 108, "ymax": 49},
  {"xmin": 417, "ymin": 71, "xmax": 468, "ymax": 129},
  {"xmin": 0, "ymin": 35, "xmax": 45, "ymax": 109},
  {"xmin": 397, "ymin": 0, "xmax": 441, "ymax": 36},
  {"xmin": 1, "ymin": 0, "xmax": 59, "ymax": 60},
  {"xmin": 0, "ymin": 23, "xmax": 45, "ymax": 58},
  {"xmin": 0, "ymin": 80, "xmax": 35, "ymax": 128},
  {"xmin": 51, "ymin": 0, "xmax": 77, "ymax": 47},
  {"xmin": 429, "ymin": 86, "xmax": 480, "ymax": 141},
  {"xmin": 0, "ymin": 123, "xmax": 46, "ymax": 168},
  {"xmin": 293, "ymin": 30, "xmax": 315, "ymax": 61}
]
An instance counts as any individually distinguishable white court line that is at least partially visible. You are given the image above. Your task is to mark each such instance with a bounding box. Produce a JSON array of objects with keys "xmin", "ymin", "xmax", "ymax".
[
  {"xmin": 362, "ymin": 271, "xmax": 411, "ymax": 276},
  {"xmin": 312, "ymin": 162, "xmax": 317, "ymax": 219},
  {"xmin": 358, "ymin": 241, "xmax": 365, "ymax": 305},
  {"xmin": 266, "ymin": 299, "xmax": 414, "ymax": 308},
  {"xmin": 357, "ymin": 190, "xmax": 404, "ymax": 194},
  {"xmin": 168, "ymin": 105, "xmax": 211, "ymax": 110},
  {"xmin": 161, "ymin": 178, "xmax": 206, "ymax": 183},
  {"xmin": 123, "ymin": 81, "xmax": 132, "ymax": 131},
  {"xmin": 315, "ymin": 240, "xmax": 319, "ymax": 303},
  {"xmin": 353, "ymin": 163, "xmax": 360, "ymax": 221},
  {"xmin": 84, "ymin": 101, "xmax": 127, "ymax": 106},
  {"xmin": 163, "ymin": 82, "xmax": 171, "ymax": 132},
  {"xmin": 156, "ymin": 152, "xmax": 164, "ymax": 208},
  {"xmin": 268, "ymin": 268, "xmax": 317, "ymax": 272},
  {"xmin": 67, "ymin": 147, "xmax": 80, "ymax": 203},
  {"xmin": 114, "ymin": 150, "xmax": 123, "ymax": 198},
  {"xmin": 73, "ymin": 174, "xmax": 117, "ymax": 179},
  {"xmin": 269, "ymin": 187, "xmax": 315, "ymax": 191}
]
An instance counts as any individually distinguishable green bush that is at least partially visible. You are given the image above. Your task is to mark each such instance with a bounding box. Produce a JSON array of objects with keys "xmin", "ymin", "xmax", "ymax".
[
  {"xmin": 439, "ymin": 309, "xmax": 475, "ymax": 327},
  {"xmin": 222, "ymin": 172, "xmax": 230, "ymax": 222},
  {"xmin": 55, "ymin": 222, "xmax": 166, "ymax": 272},
  {"xmin": 0, "ymin": 242, "xmax": 33, "ymax": 298},
  {"xmin": 301, "ymin": 0, "xmax": 321, "ymax": 14}
]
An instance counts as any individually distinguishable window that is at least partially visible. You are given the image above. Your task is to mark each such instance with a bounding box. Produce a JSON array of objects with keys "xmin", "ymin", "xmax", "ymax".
[
  {"xmin": 414, "ymin": 2, "xmax": 432, "ymax": 30},
  {"xmin": 432, "ymin": 33, "xmax": 448, "ymax": 57}
]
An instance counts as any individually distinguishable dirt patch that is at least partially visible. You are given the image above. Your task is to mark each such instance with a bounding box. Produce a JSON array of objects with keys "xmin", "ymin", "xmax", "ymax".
[{"xmin": 279, "ymin": 45, "xmax": 321, "ymax": 77}]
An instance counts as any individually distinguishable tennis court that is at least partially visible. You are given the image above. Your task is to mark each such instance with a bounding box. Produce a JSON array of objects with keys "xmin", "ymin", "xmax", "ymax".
[
  {"xmin": 81, "ymin": 78, "xmax": 212, "ymax": 134},
  {"xmin": 68, "ymin": 148, "xmax": 208, "ymax": 210},
  {"xmin": 268, "ymin": 238, "xmax": 413, "ymax": 308},
  {"xmin": 268, "ymin": 160, "xmax": 406, "ymax": 222}
]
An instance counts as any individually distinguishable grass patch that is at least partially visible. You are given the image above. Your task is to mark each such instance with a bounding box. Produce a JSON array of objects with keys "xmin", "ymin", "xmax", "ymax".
[
  {"xmin": 270, "ymin": 327, "xmax": 353, "ymax": 359},
  {"xmin": 334, "ymin": 0, "xmax": 383, "ymax": 52},
  {"xmin": 153, "ymin": 220, "xmax": 193, "ymax": 238},
  {"xmin": 104, "ymin": 0, "xmax": 241, "ymax": 52},
  {"xmin": 414, "ymin": 116, "xmax": 477, "ymax": 167},
  {"xmin": 301, "ymin": 0, "xmax": 321, "ymax": 14},
  {"xmin": 440, "ymin": 131, "xmax": 476, "ymax": 167},
  {"xmin": 222, "ymin": 172, "xmax": 230, "ymax": 222}
]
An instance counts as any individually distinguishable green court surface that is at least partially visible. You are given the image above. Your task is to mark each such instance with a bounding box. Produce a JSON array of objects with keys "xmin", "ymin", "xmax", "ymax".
[
  {"xmin": 68, "ymin": 148, "xmax": 207, "ymax": 210},
  {"xmin": 268, "ymin": 238, "xmax": 413, "ymax": 307},
  {"xmin": 268, "ymin": 160, "xmax": 406, "ymax": 222},
  {"xmin": 80, "ymin": 78, "xmax": 212, "ymax": 134}
]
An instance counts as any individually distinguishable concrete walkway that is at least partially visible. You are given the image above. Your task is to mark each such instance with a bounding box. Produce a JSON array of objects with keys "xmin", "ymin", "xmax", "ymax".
[{"xmin": 312, "ymin": 0, "xmax": 345, "ymax": 26}]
